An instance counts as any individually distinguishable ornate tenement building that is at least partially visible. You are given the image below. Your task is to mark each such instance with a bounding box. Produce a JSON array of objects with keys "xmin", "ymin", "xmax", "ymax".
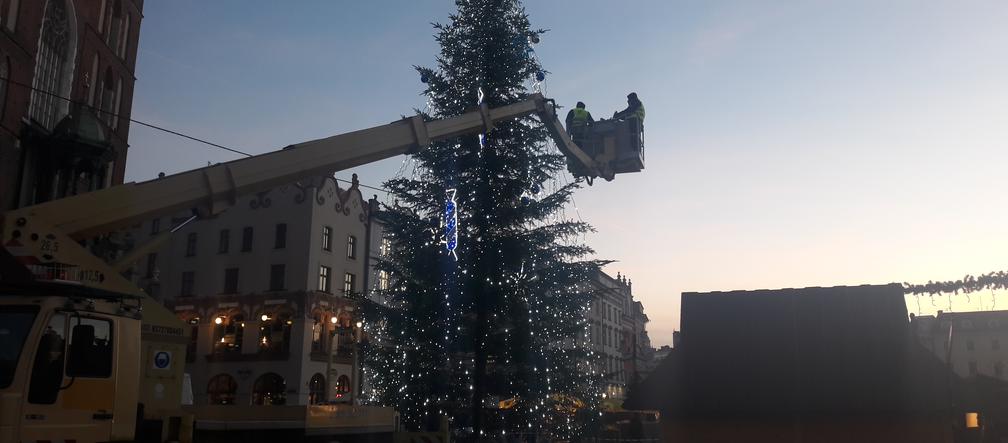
[
  {"xmin": 128, "ymin": 175, "xmax": 388, "ymax": 407},
  {"xmin": 1, "ymin": 0, "xmax": 143, "ymax": 209},
  {"xmin": 585, "ymin": 270, "xmax": 654, "ymax": 403},
  {"xmin": 912, "ymin": 310, "xmax": 1008, "ymax": 380}
]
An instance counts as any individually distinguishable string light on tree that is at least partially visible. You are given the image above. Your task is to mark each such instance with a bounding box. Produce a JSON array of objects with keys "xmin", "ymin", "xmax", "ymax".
[{"xmin": 356, "ymin": 0, "xmax": 605, "ymax": 440}]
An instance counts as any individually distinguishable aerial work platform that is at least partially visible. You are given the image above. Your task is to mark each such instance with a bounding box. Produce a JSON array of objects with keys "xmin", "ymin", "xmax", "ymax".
[{"xmin": 540, "ymin": 107, "xmax": 645, "ymax": 183}]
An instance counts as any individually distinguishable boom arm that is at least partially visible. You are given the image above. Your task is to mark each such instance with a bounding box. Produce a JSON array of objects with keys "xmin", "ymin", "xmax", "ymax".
[{"xmin": 0, "ymin": 93, "xmax": 601, "ymax": 295}]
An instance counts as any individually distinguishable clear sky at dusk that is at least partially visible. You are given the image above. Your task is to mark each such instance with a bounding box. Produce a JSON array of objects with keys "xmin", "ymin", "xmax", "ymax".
[{"xmin": 125, "ymin": 1, "xmax": 1008, "ymax": 346}]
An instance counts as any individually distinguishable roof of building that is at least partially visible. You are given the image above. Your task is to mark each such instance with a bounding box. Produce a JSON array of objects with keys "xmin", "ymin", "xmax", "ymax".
[{"xmin": 624, "ymin": 283, "xmax": 953, "ymax": 419}]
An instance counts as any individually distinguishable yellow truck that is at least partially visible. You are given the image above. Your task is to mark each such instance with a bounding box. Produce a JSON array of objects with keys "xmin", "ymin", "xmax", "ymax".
[{"xmin": 0, "ymin": 94, "xmax": 643, "ymax": 442}]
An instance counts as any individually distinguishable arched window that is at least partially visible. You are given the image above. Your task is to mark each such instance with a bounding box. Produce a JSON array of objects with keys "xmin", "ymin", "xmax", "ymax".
[
  {"xmin": 207, "ymin": 373, "xmax": 237, "ymax": 405},
  {"xmin": 333, "ymin": 374, "xmax": 350, "ymax": 401},
  {"xmin": 212, "ymin": 314, "xmax": 244, "ymax": 355},
  {"xmin": 30, "ymin": 0, "xmax": 78, "ymax": 130},
  {"xmin": 308, "ymin": 373, "xmax": 326, "ymax": 405},
  {"xmin": 251, "ymin": 372, "xmax": 286, "ymax": 405},
  {"xmin": 258, "ymin": 312, "xmax": 292, "ymax": 354}
]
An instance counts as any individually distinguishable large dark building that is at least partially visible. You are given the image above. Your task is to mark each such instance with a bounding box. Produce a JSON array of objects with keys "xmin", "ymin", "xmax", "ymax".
[
  {"xmin": 0, "ymin": 0, "xmax": 143, "ymax": 210},
  {"xmin": 626, "ymin": 284, "xmax": 971, "ymax": 443}
]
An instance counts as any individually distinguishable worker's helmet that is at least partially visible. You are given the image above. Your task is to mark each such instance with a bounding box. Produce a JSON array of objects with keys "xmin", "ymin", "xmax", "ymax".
[
  {"xmin": 628, "ymin": 92, "xmax": 638, "ymax": 101},
  {"xmin": 576, "ymin": 101, "xmax": 586, "ymax": 108}
]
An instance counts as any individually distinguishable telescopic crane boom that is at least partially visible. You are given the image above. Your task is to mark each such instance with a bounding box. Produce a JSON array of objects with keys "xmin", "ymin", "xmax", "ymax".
[{"xmin": 0, "ymin": 93, "xmax": 604, "ymax": 297}]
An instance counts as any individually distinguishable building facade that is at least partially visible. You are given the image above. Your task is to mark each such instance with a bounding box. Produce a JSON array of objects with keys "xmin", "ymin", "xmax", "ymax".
[
  {"xmin": 1, "ymin": 0, "xmax": 142, "ymax": 210},
  {"xmin": 585, "ymin": 270, "xmax": 653, "ymax": 402},
  {"xmin": 130, "ymin": 174, "xmax": 386, "ymax": 407},
  {"xmin": 912, "ymin": 310, "xmax": 1008, "ymax": 380}
]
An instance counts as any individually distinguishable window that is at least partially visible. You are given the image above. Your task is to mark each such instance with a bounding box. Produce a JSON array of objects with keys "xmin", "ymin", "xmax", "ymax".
[
  {"xmin": 118, "ymin": 13, "xmax": 131, "ymax": 58},
  {"xmin": 0, "ymin": 306, "xmax": 38, "ymax": 389},
  {"xmin": 269, "ymin": 264, "xmax": 285, "ymax": 291},
  {"xmin": 180, "ymin": 271, "xmax": 195, "ymax": 297},
  {"xmin": 318, "ymin": 265, "xmax": 332, "ymax": 293},
  {"xmin": 5, "ymin": 0, "xmax": 19, "ymax": 32},
  {"xmin": 309, "ymin": 373, "xmax": 326, "ymax": 405},
  {"xmin": 99, "ymin": 69, "xmax": 116, "ymax": 127},
  {"xmin": 223, "ymin": 268, "xmax": 239, "ymax": 294},
  {"xmin": 334, "ymin": 374, "xmax": 351, "ymax": 400},
  {"xmin": 106, "ymin": 0, "xmax": 122, "ymax": 51},
  {"xmin": 258, "ymin": 313, "xmax": 292, "ymax": 354},
  {"xmin": 185, "ymin": 232, "xmax": 197, "ymax": 257},
  {"xmin": 343, "ymin": 272, "xmax": 355, "ymax": 294},
  {"xmin": 311, "ymin": 313, "xmax": 326, "ymax": 353},
  {"xmin": 241, "ymin": 227, "xmax": 253, "ymax": 251},
  {"xmin": 30, "ymin": 0, "xmax": 75, "ymax": 129},
  {"xmin": 27, "ymin": 311, "xmax": 62, "ymax": 403},
  {"xmin": 967, "ymin": 340, "xmax": 975, "ymax": 351},
  {"xmin": 186, "ymin": 320, "xmax": 198, "ymax": 363},
  {"xmin": 66, "ymin": 317, "xmax": 113, "ymax": 378},
  {"xmin": 207, "ymin": 373, "xmax": 237, "ymax": 405},
  {"xmin": 218, "ymin": 229, "xmax": 230, "ymax": 253},
  {"xmin": 346, "ymin": 235, "xmax": 356, "ymax": 259},
  {"xmin": 380, "ymin": 236, "xmax": 391, "ymax": 256},
  {"xmin": 378, "ymin": 270, "xmax": 389, "ymax": 291},
  {"xmin": 0, "ymin": 56, "xmax": 8, "ymax": 120},
  {"xmin": 322, "ymin": 226, "xmax": 332, "ymax": 251},
  {"xmin": 145, "ymin": 252, "xmax": 157, "ymax": 278},
  {"xmin": 98, "ymin": 0, "xmax": 108, "ymax": 31},
  {"xmin": 969, "ymin": 361, "xmax": 978, "ymax": 376},
  {"xmin": 994, "ymin": 339, "xmax": 1001, "ymax": 351},
  {"xmin": 150, "ymin": 218, "xmax": 160, "ymax": 235},
  {"xmin": 274, "ymin": 223, "xmax": 287, "ymax": 249},
  {"xmin": 252, "ymin": 372, "xmax": 286, "ymax": 405},
  {"xmin": 111, "ymin": 76, "xmax": 122, "ymax": 130},
  {"xmin": 996, "ymin": 362, "xmax": 1005, "ymax": 379},
  {"xmin": 212, "ymin": 315, "xmax": 243, "ymax": 354}
]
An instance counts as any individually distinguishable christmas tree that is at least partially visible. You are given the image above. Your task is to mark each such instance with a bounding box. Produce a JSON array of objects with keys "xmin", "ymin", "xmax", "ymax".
[{"xmin": 359, "ymin": 0, "xmax": 605, "ymax": 439}]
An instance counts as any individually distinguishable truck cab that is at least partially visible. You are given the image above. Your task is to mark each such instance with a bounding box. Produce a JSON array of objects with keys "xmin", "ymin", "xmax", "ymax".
[{"xmin": 0, "ymin": 292, "xmax": 142, "ymax": 443}]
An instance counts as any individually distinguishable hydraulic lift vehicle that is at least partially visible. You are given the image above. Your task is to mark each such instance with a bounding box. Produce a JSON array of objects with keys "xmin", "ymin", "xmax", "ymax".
[{"xmin": 0, "ymin": 93, "xmax": 643, "ymax": 443}]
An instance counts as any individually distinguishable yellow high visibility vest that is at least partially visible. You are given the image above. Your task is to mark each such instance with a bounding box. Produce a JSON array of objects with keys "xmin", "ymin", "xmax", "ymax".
[
  {"xmin": 634, "ymin": 105, "xmax": 645, "ymax": 123},
  {"xmin": 571, "ymin": 108, "xmax": 590, "ymax": 127}
]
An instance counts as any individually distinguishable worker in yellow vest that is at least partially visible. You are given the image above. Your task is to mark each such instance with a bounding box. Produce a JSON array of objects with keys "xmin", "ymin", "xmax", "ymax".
[
  {"xmin": 613, "ymin": 92, "xmax": 645, "ymax": 153},
  {"xmin": 565, "ymin": 101, "xmax": 594, "ymax": 146},
  {"xmin": 613, "ymin": 92, "xmax": 645, "ymax": 123}
]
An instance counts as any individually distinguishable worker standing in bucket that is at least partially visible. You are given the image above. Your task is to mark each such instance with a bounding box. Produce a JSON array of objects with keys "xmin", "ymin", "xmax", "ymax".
[
  {"xmin": 565, "ymin": 102, "xmax": 595, "ymax": 177},
  {"xmin": 565, "ymin": 101, "xmax": 594, "ymax": 147},
  {"xmin": 613, "ymin": 92, "xmax": 645, "ymax": 156},
  {"xmin": 613, "ymin": 92, "xmax": 645, "ymax": 123}
]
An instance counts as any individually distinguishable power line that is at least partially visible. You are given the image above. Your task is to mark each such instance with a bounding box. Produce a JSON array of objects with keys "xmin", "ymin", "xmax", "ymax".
[
  {"xmin": 0, "ymin": 75, "xmax": 254, "ymax": 157},
  {"xmin": 1, "ymin": 75, "xmax": 394, "ymax": 194}
]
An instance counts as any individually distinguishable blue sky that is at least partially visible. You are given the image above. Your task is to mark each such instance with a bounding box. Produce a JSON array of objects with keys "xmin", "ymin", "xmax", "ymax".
[{"xmin": 126, "ymin": 1, "xmax": 1008, "ymax": 345}]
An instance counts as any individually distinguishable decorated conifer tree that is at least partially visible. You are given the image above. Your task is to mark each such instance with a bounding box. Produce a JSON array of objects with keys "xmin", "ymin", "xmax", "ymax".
[{"xmin": 359, "ymin": 0, "xmax": 605, "ymax": 440}]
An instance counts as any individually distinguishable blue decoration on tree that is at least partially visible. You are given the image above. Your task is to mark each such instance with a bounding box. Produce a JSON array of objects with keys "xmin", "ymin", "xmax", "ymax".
[
  {"xmin": 535, "ymin": 71, "xmax": 545, "ymax": 81},
  {"xmin": 531, "ymin": 185, "xmax": 541, "ymax": 194},
  {"xmin": 421, "ymin": 73, "xmax": 430, "ymax": 84},
  {"xmin": 444, "ymin": 189, "xmax": 458, "ymax": 258}
]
